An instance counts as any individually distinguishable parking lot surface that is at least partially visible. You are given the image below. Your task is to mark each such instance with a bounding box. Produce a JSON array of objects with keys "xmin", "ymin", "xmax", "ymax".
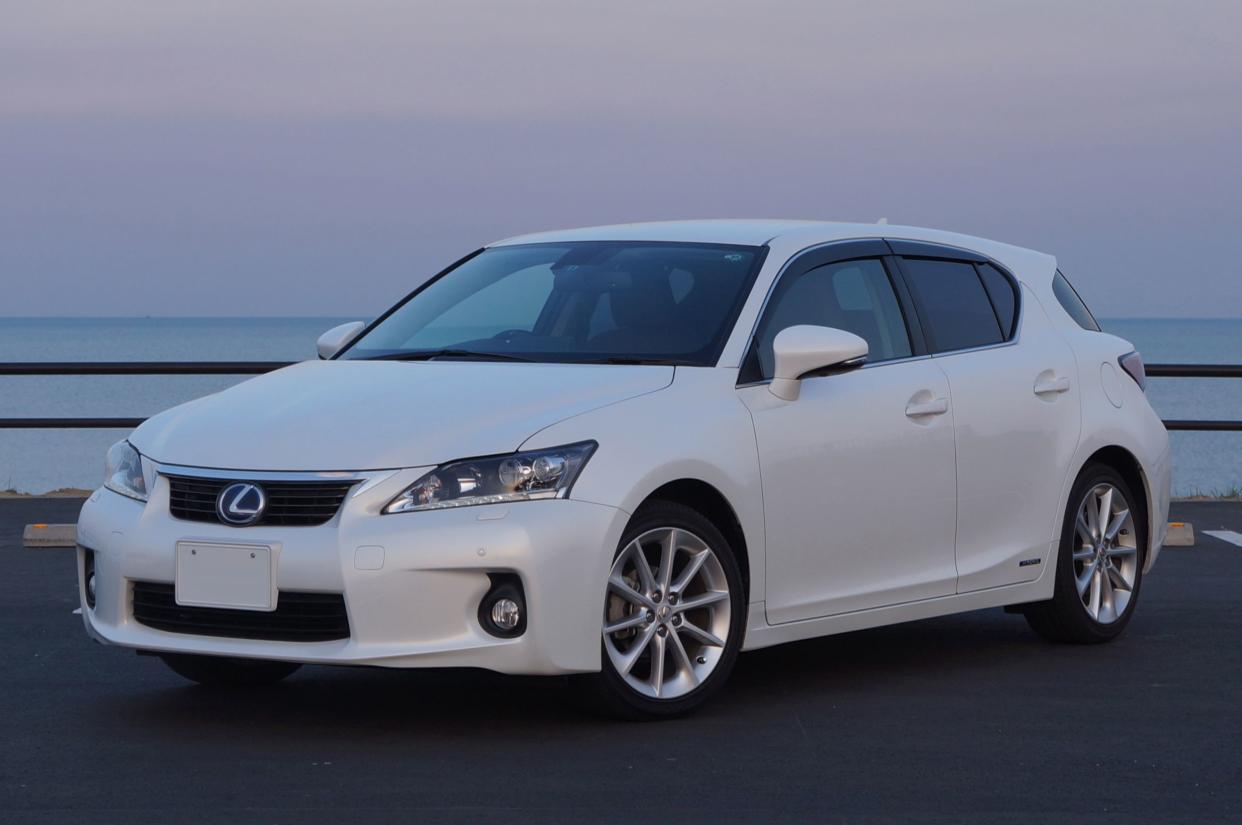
[{"xmin": 2, "ymin": 497, "xmax": 1240, "ymax": 823}]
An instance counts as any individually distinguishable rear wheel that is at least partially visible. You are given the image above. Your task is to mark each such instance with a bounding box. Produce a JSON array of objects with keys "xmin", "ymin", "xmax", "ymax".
[
  {"xmin": 159, "ymin": 653, "xmax": 301, "ymax": 687},
  {"xmin": 575, "ymin": 501, "xmax": 745, "ymax": 720},
  {"xmin": 1024, "ymin": 463, "xmax": 1146, "ymax": 643}
]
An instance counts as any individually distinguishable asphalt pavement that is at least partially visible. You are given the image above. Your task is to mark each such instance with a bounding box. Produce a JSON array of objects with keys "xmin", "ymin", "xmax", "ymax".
[{"xmin": 2, "ymin": 497, "xmax": 1240, "ymax": 824}]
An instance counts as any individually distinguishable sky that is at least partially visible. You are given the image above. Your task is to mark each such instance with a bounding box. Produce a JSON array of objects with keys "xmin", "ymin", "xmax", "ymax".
[{"xmin": 2, "ymin": 0, "xmax": 1240, "ymax": 318}]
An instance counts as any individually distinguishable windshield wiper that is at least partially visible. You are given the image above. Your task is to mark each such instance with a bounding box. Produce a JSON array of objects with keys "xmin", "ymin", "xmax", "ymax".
[
  {"xmin": 363, "ymin": 349, "xmax": 534, "ymax": 363},
  {"xmin": 362, "ymin": 351, "xmax": 693, "ymax": 365}
]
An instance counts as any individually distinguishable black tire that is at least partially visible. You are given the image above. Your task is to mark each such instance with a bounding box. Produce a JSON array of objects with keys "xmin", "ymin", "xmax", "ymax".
[
  {"xmin": 159, "ymin": 653, "xmax": 301, "ymax": 687},
  {"xmin": 573, "ymin": 500, "xmax": 746, "ymax": 720},
  {"xmin": 1024, "ymin": 462, "xmax": 1146, "ymax": 643}
]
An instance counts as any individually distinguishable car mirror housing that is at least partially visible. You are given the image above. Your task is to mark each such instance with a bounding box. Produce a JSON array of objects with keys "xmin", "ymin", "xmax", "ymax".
[
  {"xmin": 769, "ymin": 325, "xmax": 869, "ymax": 401},
  {"xmin": 317, "ymin": 321, "xmax": 367, "ymax": 360}
]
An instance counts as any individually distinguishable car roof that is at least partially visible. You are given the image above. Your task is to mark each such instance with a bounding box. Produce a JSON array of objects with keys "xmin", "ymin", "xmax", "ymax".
[
  {"xmin": 490, "ymin": 220, "xmax": 830, "ymax": 247},
  {"xmin": 489, "ymin": 220, "xmax": 1057, "ymax": 283}
]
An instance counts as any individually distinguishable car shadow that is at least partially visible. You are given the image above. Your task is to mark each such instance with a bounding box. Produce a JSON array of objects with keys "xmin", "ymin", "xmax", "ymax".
[{"xmin": 92, "ymin": 607, "xmax": 1057, "ymax": 744}]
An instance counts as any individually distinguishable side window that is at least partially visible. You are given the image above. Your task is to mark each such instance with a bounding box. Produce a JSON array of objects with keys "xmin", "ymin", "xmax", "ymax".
[
  {"xmin": 976, "ymin": 262, "xmax": 1019, "ymax": 339},
  {"xmin": 751, "ymin": 258, "xmax": 912, "ymax": 379},
  {"xmin": 901, "ymin": 258, "xmax": 1003, "ymax": 352},
  {"xmin": 1053, "ymin": 270, "xmax": 1101, "ymax": 331}
]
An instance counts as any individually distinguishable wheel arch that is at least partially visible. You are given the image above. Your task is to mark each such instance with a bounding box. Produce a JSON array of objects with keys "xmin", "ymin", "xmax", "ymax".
[
  {"xmin": 1079, "ymin": 444, "xmax": 1153, "ymax": 565},
  {"xmin": 636, "ymin": 479, "xmax": 751, "ymax": 603}
]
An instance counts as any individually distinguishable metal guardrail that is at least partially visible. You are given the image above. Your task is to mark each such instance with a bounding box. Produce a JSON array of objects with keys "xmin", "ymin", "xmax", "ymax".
[
  {"xmin": 1145, "ymin": 364, "xmax": 1242, "ymax": 379},
  {"xmin": 1162, "ymin": 420, "xmax": 1242, "ymax": 432},
  {"xmin": 0, "ymin": 361, "xmax": 1239, "ymax": 430},
  {"xmin": 0, "ymin": 361, "xmax": 292, "ymax": 429},
  {"xmin": 0, "ymin": 361, "xmax": 292, "ymax": 376},
  {"xmin": 1, "ymin": 417, "xmax": 148, "ymax": 429}
]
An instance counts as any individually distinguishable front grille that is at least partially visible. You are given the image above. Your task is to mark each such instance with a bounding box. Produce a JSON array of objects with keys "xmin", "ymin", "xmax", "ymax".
[
  {"xmin": 166, "ymin": 475, "xmax": 356, "ymax": 526},
  {"xmin": 131, "ymin": 581, "xmax": 350, "ymax": 642}
]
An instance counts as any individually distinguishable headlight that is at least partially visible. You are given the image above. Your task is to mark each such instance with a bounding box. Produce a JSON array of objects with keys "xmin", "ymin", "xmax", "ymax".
[
  {"xmin": 384, "ymin": 441, "xmax": 597, "ymax": 513},
  {"xmin": 104, "ymin": 440, "xmax": 148, "ymax": 502}
]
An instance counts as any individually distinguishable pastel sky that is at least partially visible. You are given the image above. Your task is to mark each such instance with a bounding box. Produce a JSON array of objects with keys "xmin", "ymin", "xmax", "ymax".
[{"xmin": 2, "ymin": 0, "xmax": 1240, "ymax": 317}]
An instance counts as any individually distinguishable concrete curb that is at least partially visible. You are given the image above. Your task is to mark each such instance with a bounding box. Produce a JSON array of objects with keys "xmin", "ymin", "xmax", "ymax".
[
  {"xmin": 1165, "ymin": 522, "xmax": 1195, "ymax": 547},
  {"xmin": 22, "ymin": 523, "xmax": 77, "ymax": 548}
]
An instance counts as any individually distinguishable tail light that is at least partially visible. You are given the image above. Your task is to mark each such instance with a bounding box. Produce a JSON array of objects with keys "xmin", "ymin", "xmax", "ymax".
[{"xmin": 1119, "ymin": 351, "xmax": 1146, "ymax": 391}]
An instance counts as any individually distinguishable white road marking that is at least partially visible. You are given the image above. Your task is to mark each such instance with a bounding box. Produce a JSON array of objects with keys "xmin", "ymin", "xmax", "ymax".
[
  {"xmin": 1203, "ymin": 530, "xmax": 1242, "ymax": 547},
  {"xmin": 72, "ymin": 608, "xmax": 82, "ymax": 615}
]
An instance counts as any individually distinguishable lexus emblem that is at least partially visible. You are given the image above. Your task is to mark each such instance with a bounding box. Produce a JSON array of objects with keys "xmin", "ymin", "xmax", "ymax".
[{"xmin": 216, "ymin": 482, "xmax": 267, "ymax": 526}]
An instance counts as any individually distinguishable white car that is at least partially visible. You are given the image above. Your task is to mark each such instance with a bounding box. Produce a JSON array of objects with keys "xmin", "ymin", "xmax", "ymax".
[{"xmin": 77, "ymin": 221, "xmax": 1171, "ymax": 718}]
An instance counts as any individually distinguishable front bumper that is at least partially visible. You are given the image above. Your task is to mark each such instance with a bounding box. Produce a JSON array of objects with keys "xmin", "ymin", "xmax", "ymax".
[{"xmin": 76, "ymin": 473, "xmax": 628, "ymax": 675}]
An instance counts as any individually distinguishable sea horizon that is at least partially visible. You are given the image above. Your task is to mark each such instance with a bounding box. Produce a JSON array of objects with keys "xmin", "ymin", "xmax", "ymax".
[{"xmin": 1, "ymin": 315, "xmax": 1240, "ymax": 495}]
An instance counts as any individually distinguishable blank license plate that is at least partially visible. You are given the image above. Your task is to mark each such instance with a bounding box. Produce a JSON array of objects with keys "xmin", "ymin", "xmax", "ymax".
[{"xmin": 175, "ymin": 541, "xmax": 275, "ymax": 611}]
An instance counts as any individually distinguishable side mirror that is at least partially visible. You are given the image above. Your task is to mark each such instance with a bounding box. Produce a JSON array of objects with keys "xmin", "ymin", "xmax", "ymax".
[
  {"xmin": 769, "ymin": 325, "xmax": 868, "ymax": 401},
  {"xmin": 317, "ymin": 321, "xmax": 366, "ymax": 360}
]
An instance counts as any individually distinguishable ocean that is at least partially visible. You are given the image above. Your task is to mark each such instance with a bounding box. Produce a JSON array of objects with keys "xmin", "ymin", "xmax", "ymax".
[{"xmin": 1, "ymin": 316, "xmax": 1239, "ymax": 496}]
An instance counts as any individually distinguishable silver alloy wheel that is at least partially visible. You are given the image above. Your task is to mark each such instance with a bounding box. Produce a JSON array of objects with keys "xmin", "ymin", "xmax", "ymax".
[
  {"xmin": 1072, "ymin": 483, "xmax": 1138, "ymax": 624},
  {"xmin": 603, "ymin": 527, "xmax": 732, "ymax": 699}
]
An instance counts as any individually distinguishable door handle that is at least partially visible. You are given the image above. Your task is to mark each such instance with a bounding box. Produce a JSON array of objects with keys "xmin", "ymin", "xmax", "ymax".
[
  {"xmin": 905, "ymin": 397, "xmax": 949, "ymax": 418},
  {"xmin": 1033, "ymin": 374, "xmax": 1071, "ymax": 396}
]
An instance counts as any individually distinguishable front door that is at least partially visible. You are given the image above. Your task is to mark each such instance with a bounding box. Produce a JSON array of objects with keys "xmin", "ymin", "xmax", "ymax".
[{"xmin": 737, "ymin": 246, "xmax": 958, "ymax": 624}]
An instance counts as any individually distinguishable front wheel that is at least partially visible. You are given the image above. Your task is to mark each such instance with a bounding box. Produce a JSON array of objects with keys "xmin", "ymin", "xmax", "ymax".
[
  {"xmin": 575, "ymin": 501, "xmax": 746, "ymax": 720},
  {"xmin": 1024, "ymin": 463, "xmax": 1146, "ymax": 643},
  {"xmin": 159, "ymin": 653, "xmax": 302, "ymax": 687}
]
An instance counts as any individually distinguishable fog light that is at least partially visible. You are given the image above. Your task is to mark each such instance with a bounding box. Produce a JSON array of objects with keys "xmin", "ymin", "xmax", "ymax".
[
  {"xmin": 82, "ymin": 548, "xmax": 97, "ymax": 610},
  {"xmin": 478, "ymin": 573, "xmax": 526, "ymax": 638},
  {"xmin": 490, "ymin": 598, "xmax": 521, "ymax": 631}
]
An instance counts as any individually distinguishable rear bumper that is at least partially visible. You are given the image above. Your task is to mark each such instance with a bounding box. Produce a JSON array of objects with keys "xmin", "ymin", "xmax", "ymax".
[
  {"xmin": 1145, "ymin": 440, "xmax": 1173, "ymax": 573},
  {"xmin": 76, "ymin": 479, "xmax": 628, "ymax": 675}
]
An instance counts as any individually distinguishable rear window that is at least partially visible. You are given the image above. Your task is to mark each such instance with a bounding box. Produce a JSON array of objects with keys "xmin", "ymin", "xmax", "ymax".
[
  {"xmin": 1053, "ymin": 270, "xmax": 1101, "ymax": 331},
  {"xmin": 900, "ymin": 258, "xmax": 1003, "ymax": 352}
]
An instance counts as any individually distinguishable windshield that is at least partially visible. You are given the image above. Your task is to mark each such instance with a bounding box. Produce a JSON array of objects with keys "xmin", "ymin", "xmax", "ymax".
[{"xmin": 341, "ymin": 241, "xmax": 766, "ymax": 365}]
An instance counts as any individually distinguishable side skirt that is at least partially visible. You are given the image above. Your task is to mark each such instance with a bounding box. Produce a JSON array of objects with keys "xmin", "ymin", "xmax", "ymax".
[{"xmin": 741, "ymin": 566, "xmax": 1055, "ymax": 652}]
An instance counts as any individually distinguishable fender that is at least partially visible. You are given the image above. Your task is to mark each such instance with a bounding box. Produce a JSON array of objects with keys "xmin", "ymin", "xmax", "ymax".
[{"xmin": 520, "ymin": 367, "xmax": 768, "ymax": 602}]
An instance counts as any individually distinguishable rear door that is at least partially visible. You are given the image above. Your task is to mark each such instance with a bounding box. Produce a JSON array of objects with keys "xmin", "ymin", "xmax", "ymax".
[{"xmin": 891, "ymin": 242, "xmax": 1080, "ymax": 591}]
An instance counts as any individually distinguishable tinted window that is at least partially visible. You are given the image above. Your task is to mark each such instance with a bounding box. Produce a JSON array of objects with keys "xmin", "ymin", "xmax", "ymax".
[
  {"xmin": 1053, "ymin": 270, "xmax": 1101, "ymax": 331},
  {"xmin": 586, "ymin": 267, "xmax": 698, "ymax": 339},
  {"xmin": 344, "ymin": 242, "xmax": 764, "ymax": 365},
  {"xmin": 751, "ymin": 258, "xmax": 911, "ymax": 379},
  {"xmin": 406, "ymin": 264, "xmax": 555, "ymax": 348},
  {"xmin": 976, "ymin": 262, "xmax": 1018, "ymax": 338},
  {"xmin": 901, "ymin": 258, "xmax": 1003, "ymax": 352}
]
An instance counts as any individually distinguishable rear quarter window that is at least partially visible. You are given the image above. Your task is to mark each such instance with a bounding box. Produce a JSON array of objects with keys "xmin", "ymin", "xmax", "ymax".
[
  {"xmin": 976, "ymin": 263, "xmax": 1018, "ymax": 339},
  {"xmin": 1052, "ymin": 270, "xmax": 1101, "ymax": 331}
]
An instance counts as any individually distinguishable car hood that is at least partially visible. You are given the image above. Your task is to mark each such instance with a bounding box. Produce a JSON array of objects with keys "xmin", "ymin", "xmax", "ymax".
[{"xmin": 130, "ymin": 360, "xmax": 673, "ymax": 471}]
